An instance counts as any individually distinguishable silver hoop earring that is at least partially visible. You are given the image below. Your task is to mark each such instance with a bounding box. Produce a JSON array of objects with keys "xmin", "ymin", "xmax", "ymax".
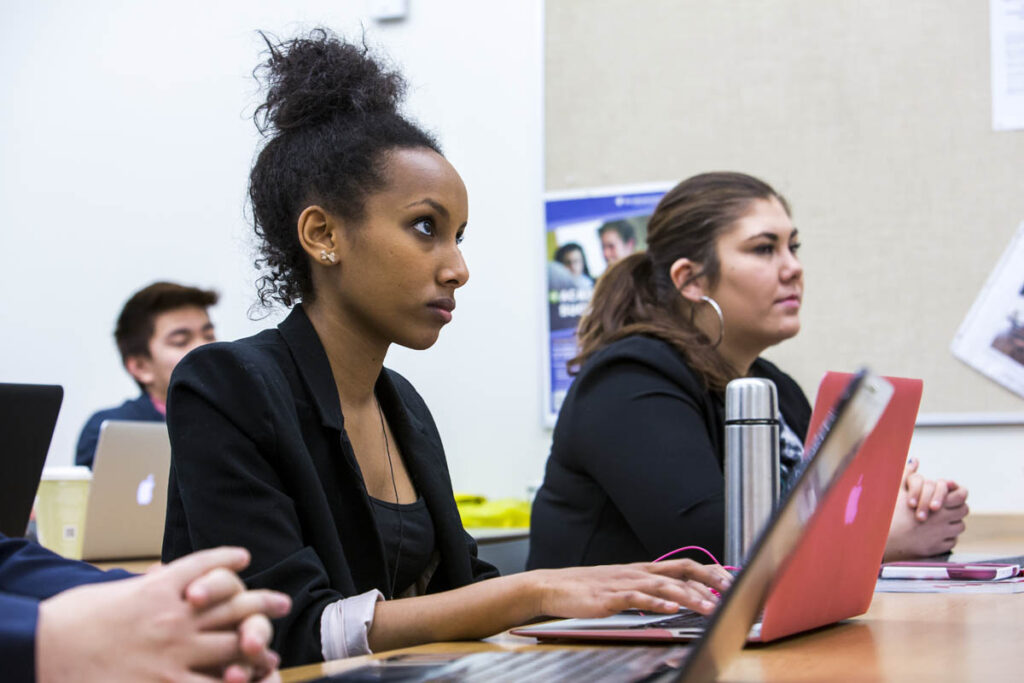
[{"xmin": 689, "ymin": 295, "xmax": 724, "ymax": 348}]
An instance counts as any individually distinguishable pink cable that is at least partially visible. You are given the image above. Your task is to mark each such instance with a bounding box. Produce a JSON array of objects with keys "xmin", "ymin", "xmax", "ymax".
[{"xmin": 652, "ymin": 545, "xmax": 740, "ymax": 572}]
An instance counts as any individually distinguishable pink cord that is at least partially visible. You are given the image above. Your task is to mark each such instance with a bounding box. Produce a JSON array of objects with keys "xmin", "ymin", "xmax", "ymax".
[
  {"xmin": 636, "ymin": 545, "xmax": 739, "ymax": 612},
  {"xmin": 652, "ymin": 545, "xmax": 740, "ymax": 572}
]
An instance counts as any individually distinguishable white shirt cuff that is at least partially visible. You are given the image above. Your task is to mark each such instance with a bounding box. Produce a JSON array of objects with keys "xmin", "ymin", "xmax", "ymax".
[{"xmin": 320, "ymin": 589, "xmax": 385, "ymax": 661}]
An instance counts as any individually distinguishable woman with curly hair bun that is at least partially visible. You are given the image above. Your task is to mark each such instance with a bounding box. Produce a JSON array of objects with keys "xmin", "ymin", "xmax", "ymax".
[{"xmin": 161, "ymin": 29, "xmax": 732, "ymax": 667}]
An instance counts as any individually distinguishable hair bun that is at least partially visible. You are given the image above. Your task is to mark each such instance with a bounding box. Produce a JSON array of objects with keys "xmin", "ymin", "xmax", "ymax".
[{"xmin": 255, "ymin": 28, "xmax": 406, "ymax": 133}]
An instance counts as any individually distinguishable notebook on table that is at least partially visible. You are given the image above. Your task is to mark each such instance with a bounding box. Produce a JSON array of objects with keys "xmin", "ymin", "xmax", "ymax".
[
  {"xmin": 0, "ymin": 383, "xmax": 63, "ymax": 537},
  {"xmin": 313, "ymin": 369, "xmax": 899, "ymax": 682},
  {"xmin": 80, "ymin": 420, "xmax": 171, "ymax": 560}
]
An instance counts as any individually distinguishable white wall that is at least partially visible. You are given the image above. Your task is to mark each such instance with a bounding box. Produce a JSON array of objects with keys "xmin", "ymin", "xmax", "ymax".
[
  {"xmin": 4, "ymin": 2, "xmax": 1019, "ymax": 513},
  {"xmin": 1, "ymin": 0, "xmax": 551, "ymax": 498},
  {"xmin": 908, "ymin": 425, "xmax": 1024, "ymax": 514}
]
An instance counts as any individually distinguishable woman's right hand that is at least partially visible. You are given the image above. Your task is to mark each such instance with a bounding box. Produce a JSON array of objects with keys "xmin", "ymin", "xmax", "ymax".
[{"xmin": 529, "ymin": 559, "xmax": 733, "ymax": 619}]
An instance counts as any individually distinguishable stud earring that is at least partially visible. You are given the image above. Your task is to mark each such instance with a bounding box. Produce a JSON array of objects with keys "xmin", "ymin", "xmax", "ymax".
[{"xmin": 319, "ymin": 250, "xmax": 336, "ymax": 264}]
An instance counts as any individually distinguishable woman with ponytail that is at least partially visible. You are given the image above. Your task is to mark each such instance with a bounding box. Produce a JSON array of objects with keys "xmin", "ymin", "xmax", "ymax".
[
  {"xmin": 161, "ymin": 30, "xmax": 731, "ymax": 667},
  {"xmin": 528, "ymin": 172, "xmax": 969, "ymax": 571}
]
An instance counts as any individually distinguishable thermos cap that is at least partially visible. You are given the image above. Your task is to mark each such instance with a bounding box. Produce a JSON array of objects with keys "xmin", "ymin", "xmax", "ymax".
[{"xmin": 725, "ymin": 377, "xmax": 779, "ymax": 422}]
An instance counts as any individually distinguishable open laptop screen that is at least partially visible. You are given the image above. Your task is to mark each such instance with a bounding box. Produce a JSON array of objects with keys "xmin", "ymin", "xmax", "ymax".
[{"xmin": 0, "ymin": 383, "xmax": 63, "ymax": 537}]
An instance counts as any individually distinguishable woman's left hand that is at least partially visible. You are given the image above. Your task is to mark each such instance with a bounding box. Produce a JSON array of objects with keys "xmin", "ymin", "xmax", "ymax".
[{"xmin": 884, "ymin": 460, "xmax": 969, "ymax": 561}]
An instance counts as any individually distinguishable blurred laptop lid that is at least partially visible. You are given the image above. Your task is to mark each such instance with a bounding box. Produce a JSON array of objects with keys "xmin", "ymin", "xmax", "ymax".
[
  {"xmin": 0, "ymin": 383, "xmax": 63, "ymax": 537},
  {"xmin": 80, "ymin": 420, "xmax": 170, "ymax": 560}
]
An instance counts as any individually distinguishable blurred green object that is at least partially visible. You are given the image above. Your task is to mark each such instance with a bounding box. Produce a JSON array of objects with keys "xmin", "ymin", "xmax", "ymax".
[{"xmin": 455, "ymin": 493, "xmax": 531, "ymax": 528}]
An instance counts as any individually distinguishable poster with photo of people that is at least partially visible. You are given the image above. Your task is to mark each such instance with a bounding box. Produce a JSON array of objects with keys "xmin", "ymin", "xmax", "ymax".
[
  {"xmin": 952, "ymin": 220, "xmax": 1024, "ymax": 398},
  {"xmin": 543, "ymin": 183, "xmax": 671, "ymax": 424}
]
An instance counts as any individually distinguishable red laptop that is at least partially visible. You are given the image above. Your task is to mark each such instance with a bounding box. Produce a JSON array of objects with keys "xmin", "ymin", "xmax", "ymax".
[
  {"xmin": 757, "ymin": 372, "xmax": 922, "ymax": 640},
  {"xmin": 515, "ymin": 371, "xmax": 923, "ymax": 644}
]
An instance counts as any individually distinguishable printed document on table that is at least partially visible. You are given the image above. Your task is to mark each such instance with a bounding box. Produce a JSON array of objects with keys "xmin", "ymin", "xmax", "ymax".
[{"xmin": 877, "ymin": 576, "xmax": 1024, "ymax": 594}]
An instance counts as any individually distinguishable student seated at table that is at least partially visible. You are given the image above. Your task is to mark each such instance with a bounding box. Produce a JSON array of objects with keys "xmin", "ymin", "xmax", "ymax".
[
  {"xmin": 528, "ymin": 172, "xmax": 970, "ymax": 571},
  {"xmin": 161, "ymin": 29, "xmax": 733, "ymax": 668},
  {"xmin": 75, "ymin": 281, "xmax": 218, "ymax": 468},
  {"xmin": 0, "ymin": 535, "xmax": 289, "ymax": 682}
]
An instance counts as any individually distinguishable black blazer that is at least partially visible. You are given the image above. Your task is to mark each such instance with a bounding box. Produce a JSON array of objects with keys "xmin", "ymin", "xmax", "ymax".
[
  {"xmin": 528, "ymin": 335, "xmax": 810, "ymax": 570},
  {"xmin": 162, "ymin": 306, "xmax": 497, "ymax": 666}
]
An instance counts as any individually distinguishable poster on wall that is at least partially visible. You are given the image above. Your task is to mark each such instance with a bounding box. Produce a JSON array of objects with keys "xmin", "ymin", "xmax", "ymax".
[
  {"xmin": 543, "ymin": 183, "xmax": 671, "ymax": 425},
  {"xmin": 951, "ymin": 220, "xmax": 1024, "ymax": 398}
]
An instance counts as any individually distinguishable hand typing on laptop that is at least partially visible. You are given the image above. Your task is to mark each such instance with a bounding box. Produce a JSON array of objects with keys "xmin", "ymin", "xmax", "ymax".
[
  {"xmin": 35, "ymin": 547, "xmax": 291, "ymax": 683},
  {"xmin": 885, "ymin": 458, "xmax": 969, "ymax": 561},
  {"xmin": 366, "ymin": 558, "xmax": 733, "ymax": 653},
  {"xmin": 531, "ymin": 559, "xmax": 734, "ymax": 617}
]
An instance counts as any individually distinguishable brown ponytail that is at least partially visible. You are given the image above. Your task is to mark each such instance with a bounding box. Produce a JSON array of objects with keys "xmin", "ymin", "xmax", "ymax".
[{"xmin": 571, "ymin": 172, "xmax": 790, "ymax": 392}]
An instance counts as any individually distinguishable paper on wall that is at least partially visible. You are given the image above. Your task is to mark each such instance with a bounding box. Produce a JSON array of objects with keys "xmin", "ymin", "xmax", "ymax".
[
  {"xmin": 991, "ymin": 0, "xmax": 1024, "ymax": 131},
  {"xmin": 951, "ymin": 220, "xmax": 1024, "ymax": 398}
]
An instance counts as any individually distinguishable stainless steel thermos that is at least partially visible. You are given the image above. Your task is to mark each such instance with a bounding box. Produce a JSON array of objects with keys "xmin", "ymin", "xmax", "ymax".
[{"xmin": 724, "ymin": 377, "xmax": 780, "ymax": 567}]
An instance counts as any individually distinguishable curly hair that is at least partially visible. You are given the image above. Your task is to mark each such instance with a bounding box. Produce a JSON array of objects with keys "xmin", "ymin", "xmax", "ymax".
[{"xmin": 248, "ymin": 29, "xmax": 440, "ymax": 308}]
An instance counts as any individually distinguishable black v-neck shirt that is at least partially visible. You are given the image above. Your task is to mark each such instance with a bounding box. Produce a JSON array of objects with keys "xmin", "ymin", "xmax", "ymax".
[{"xmin": 369, "ymin": 496, "xmax": 435, "ymax": 598}]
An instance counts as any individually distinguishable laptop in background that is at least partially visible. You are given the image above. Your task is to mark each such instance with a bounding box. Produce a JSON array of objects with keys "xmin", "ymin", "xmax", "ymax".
[
  {"xmin": 318, "ymin": 370, "xmax": 895, "ymax": 682},
  {"xmin": 80, "ymin": 420, "xmax": 170, "ymax": 560},
  {"xmin": 0, "ymin": 383, "xmax": 63, "ymax": 537}
]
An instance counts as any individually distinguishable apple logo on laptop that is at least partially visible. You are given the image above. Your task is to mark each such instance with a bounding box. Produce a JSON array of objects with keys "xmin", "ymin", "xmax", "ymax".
[
  {"xmin": 844, "ymin": 474, "xmax": 864, "ymax": 525},
  {"xmin": 136, "ymin": 473, "xmax": 155, "ymax": 506}
]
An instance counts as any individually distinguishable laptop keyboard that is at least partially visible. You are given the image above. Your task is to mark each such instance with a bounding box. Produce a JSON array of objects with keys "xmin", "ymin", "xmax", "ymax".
[
  {"xmin": 431, "ymin": 647, "xmax": 690, "ymax": 683},
  {"xmin": 629, "ymin": 610, "xmax": 710, "ymax": 630}
]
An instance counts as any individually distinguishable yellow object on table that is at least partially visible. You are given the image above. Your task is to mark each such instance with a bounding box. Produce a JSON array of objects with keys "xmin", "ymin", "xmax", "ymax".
[
  {"xmin": 36, "ymin": 466, "xmax": 92, "ymax": 559},
  {"xmin": 454, "ymin": 493, "xmax": 531, "ymax": 528}
]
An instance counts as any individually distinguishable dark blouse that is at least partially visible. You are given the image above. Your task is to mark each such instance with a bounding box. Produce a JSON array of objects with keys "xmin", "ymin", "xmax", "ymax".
[
  {"xmin": 528, "ymin": 335, "xmax": 811, "ymax": 571},
  {"xmin": 370, "ymin": 496, "xmax": 435, "ymax": 599},
  {"xmin": 161, "ymin": 306, "xmax": 497, "ymax": 666}
]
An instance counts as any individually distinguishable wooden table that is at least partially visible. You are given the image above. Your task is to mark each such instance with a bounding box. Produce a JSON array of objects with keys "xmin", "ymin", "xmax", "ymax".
[{"xmin": 283, "ymin": 514, "xmax": 1024, "ymax": 682}]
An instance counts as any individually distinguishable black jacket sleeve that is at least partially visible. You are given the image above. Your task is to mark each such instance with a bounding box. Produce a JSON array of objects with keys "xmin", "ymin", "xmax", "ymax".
[
  {"xmin": 530, "ymin": 338, "xmax": 730, "ymax": 568},
  {"xmin": 573, "ymin": 357, "xmax": 726, "ymax": 559},
  {"xmin": 1, "ymin": 536, "xmax": 132, "ymax": 683},
  {"xmin": 162, "ymin": 344, "xmax": 344, "ymax": 665}
]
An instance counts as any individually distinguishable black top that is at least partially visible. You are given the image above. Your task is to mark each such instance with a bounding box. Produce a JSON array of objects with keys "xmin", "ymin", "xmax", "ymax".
[
  {"xmin": 527, "ymin": 335, "xmax": 811, "ymax": 570},
  {"xmin": 161, "ymin": 306, "xmax": 498, "ymax": 666},
  {"xmin": 370, "ymin": 497, "xmax": 435, "ymax": 598}
]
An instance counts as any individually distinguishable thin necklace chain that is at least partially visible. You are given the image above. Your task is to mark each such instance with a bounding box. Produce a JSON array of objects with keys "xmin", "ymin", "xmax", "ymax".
[{"xmin": 376, "ymin": 397, "xmax": 404, "ymax": 600}]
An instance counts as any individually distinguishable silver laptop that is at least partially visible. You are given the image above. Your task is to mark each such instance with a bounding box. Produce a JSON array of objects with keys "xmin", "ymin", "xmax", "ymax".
[{"xmin": 81, "ymin": 420, "xmax": 170, "ymax": 560}]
